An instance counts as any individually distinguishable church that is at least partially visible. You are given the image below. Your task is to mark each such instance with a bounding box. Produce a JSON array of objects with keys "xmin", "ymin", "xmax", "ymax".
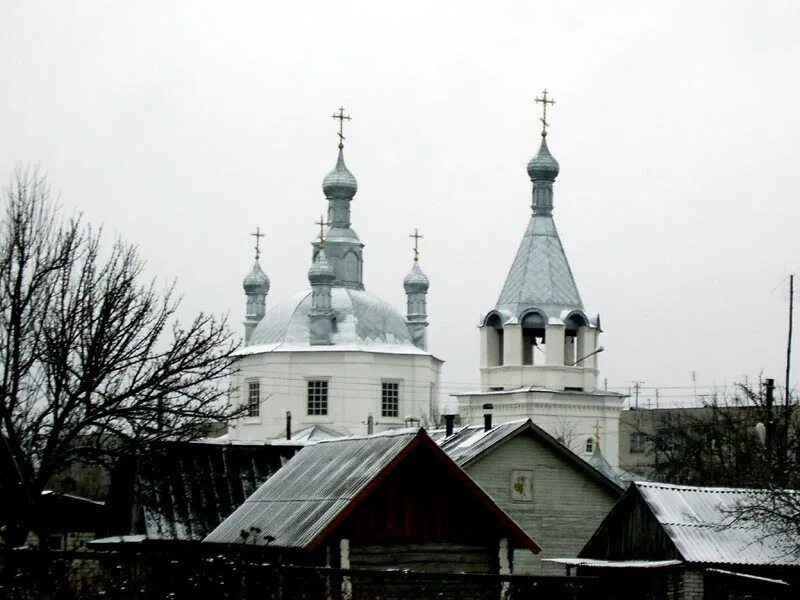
[
  {"xmin": 454, "ymin": 92, "xmax": 624, "ymax": 467},
  {"xmin": 228, "ymin": 98, "xmax": 623, "ymax": 467},
  {"xmin": 228, "ymin": 110, "xmax": 443, "ymax": 440}
]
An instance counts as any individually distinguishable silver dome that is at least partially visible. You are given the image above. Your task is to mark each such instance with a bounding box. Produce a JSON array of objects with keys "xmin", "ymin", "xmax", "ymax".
[
  {"xmin": 527, "ymin": 137, "xmax": 560, "ymax": 181},
  {"xmin": 243, "ymin": 261, "xmax": 270, "ymax": 293},
  {"xmin": 322, "ymin": 149, "xmax": 358, "ymax": 198},
  {"xmin": 403, "ymin": 261, "xmax": 430, "ymax": 293},
  {"xmin": 247, "ymin": 287, "xmax": 426, "ymax": 353}
]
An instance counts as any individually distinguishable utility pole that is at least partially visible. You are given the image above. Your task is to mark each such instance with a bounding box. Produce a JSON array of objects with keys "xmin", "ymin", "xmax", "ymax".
[
  {"xmin": 632, "ymin": 381, "xmax": 644, "ymax": 410},
  {"xmin": 786, "ymin": 274, "xmax": 794, "ymax": 410},
  {"xmin": 764, "ymin": 378, "xmax": 776, "ymax": 482}
]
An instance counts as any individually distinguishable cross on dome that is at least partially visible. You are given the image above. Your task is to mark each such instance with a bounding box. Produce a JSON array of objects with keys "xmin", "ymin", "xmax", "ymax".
[
  {"xmin": 332, "ymin": 106, "xmax": 351, "ymax": 149},
  {"xmin": 410, "ymin": 228, "xmax": 424, "ymax": 262},
  {"xmin": 534, "ymin": 89, "xmax": 555, "ymax": 137},
  {"xmin": 250, "ymin": 226, "xmax": 265, "ymax": 261},
  {"xmin": 315, "ymin": 215, "xmax": 330, "ymax": 248}
]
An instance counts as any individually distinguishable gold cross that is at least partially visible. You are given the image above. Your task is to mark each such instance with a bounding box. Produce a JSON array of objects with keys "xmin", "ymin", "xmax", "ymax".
[
  {"xmin": 250, "ymin": 227, "xmax": 265, "ymax": 261},
  {"xmin": 535, "ymin": 89, "xmax": 556, "ymax": 137},
  {"xmin": 409, "ymin": 228, "xmax": 423, "ymax": 262},
  {"xmin": 315, "ymin": 215, "xmax": 330, "ymax": 248},
  {"xmin": 593, "ymin": 421, "xmax": 601, "ymax": 447},
  {"xmin": 331, "ymin": 106, "xmax": 351, "ymax": 149}
]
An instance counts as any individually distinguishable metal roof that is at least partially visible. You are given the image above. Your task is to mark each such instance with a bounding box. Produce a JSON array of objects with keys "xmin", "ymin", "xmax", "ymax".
[
  {"xmin": 495, "ymin": 214, "xmax": 584, "ymax": 321},
  {"xmin": 635, "ymin": 481, "xmax": 800, "ymax": 566},
  {"xmin": 241, "ymin": 287, "xmax": 431, "ymax": 356},
  {"xmin": 203, "ymin": 429, "xmax": 541, "ymax": 552},
  {"xmin": 203, "ymin": 430, "xmax": 419, "ymax": 548},
  {"xmin": 431, "ymin": 419, "xmax": 624, "ymax": 494},
  {"xmin": 545, "ymin": 558, "xmax": 682, "ymax": 569}
]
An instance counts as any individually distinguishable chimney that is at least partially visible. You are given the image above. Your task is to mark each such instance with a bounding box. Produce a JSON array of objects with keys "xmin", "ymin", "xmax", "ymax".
[
  {"xmin": 483, "ymin": 403, "xmax": 494, "ymax": 432},
  {"xmin": 286, "ymin": 411, "xmax": 292, "ymax": 440},
  {"xmin": 444, "ymin": 414, "xmax": 455, "ymax": 436},
  {"xmin": 367, "ymin": 413, "xmax": 374, "ymax": 435}
]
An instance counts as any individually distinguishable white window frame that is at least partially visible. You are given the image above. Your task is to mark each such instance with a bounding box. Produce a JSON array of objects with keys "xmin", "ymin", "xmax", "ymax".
[
  {"xmin": 381, "ymin": 380, "xmax": 401, "ymax": 419},
  {"xmin": 245, "ymin": 378, "xmax": 261, "ymax": 418},
  {"xmin": 307, "ymin": 379, "xmax": 330, "ymax": 416}
]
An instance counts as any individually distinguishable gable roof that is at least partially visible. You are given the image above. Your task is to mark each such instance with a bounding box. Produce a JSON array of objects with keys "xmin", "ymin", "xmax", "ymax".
[
  {"xmin": 585, "ymin": 481, "xmax": 800, "ymax": 567},
  {"xmin": 203, "ymin": 429, "xmax": 541, "ymax": 552},
  {"xmin": 430, "ymin": 419, "xmax": 624, "ymax": 495}
]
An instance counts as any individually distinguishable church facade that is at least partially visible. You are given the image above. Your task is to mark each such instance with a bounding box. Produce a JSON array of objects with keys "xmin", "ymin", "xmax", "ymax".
[
  {"xmin": 229, "ymin": 122, "xmax": 443, "ymax": 440},
  {"xmin": 455, "ymin": 97, "xmax": 625, "ymax": 467}
]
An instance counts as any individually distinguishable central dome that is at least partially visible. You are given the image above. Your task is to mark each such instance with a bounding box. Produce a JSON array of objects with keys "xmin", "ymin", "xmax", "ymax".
[{"xmin": 247, "ymin": 287, "xmax": 425, "ymax": 353}]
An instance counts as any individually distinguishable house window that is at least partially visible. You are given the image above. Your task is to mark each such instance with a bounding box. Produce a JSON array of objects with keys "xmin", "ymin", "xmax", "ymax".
[
  {"xmin": 247, "ymin": 380, "xmax": 260, "ymax": 417},
  {"xmin": 630, "ymin": 432, "xmax": 646, "ymax": 453},
  {"xmin": 585, "ymin": 437, "xmax": 595, "ymax": 453},
  {"xmin": 307, "ymin": 380, "xmax": 329, "ymax": 416},
  {"xmin": 381, "ymin": 381, "xmax": 399, "ymax": 418}
]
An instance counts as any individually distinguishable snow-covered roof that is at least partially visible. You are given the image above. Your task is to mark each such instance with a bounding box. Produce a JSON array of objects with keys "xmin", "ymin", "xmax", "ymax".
[
  {"xmin": 430, "ymin": 419, "xmax": 624, "ymax": 493},
  {"xmin": 239, "ymin": 288, "xmax": 438, "ymax": 357},
  {"xmin": 545, "ymin": 558, "xmax": 682, "ymax": 569},
  {"xmin": 635, "ymin": 481, "xmax": 800, "ymax": 566}
]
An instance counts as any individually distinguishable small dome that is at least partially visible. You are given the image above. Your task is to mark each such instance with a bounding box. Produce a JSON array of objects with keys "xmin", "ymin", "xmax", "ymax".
[
  {"xmin": 527, "ymin": 137, "xmax": 560, "ymax": 181},
  {"xmin": 308, "ymin": 249, "xmax": 336, "ymax": 285},
  {"xmin": 322, "ymin": 149, "xmax": 358, "ymax": 198},
  {"xmin": 404, "ymin": 261, "xmax": 429, "ymax": 293},
  {"xmin": 243, "ymin": 261, "xmax": 270, "ymax": 294}
]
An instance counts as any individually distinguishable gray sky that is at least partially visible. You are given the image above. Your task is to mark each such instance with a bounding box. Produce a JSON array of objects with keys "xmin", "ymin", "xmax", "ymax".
[{"xmin": 3, "ymin": 1, "xmax": 800, "ymax": 407}]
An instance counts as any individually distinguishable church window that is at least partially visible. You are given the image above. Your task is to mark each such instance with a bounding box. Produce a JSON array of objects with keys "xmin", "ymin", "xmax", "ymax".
[
  {"xmin": 307, "ymin": 380, "xmax": 329, "ymax": 416},
  {"xmin": 585, "ymin": 437, "xmax": 594, "ymax": 453},
  {"xmin": 247, "ymin": 380, "xmax": 260, "ymax": 417},
  {"xmin": 381, "ymin": 381, "xmax": 399, "ymax": 418}
]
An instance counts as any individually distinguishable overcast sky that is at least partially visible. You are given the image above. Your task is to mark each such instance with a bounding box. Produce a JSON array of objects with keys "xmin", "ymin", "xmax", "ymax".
[{"xmin": 2, "ymin": 1, "xmax": 799, "ymax": 408}]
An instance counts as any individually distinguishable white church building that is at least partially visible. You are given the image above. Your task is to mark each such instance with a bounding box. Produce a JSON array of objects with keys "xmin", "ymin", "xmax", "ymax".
[
  {"xmin": 228, "ymin": 127, "xmax": 443, "ymax": 441},
  {"xmin": 454, "ymin": 105, "xmax": 625, "ymax": 467}
]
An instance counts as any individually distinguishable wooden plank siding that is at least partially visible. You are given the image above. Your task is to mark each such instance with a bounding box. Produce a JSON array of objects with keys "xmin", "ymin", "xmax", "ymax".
[
  {"xmin": 350, "ymin": 543, "xmax": 495, "ymax": 573},
  {"xmin": 463, "ymin": 434, "xmax": 620, "ymax": 574},
  {"xmin": 579, "ymin": 490, "xmax": 679, "ymax": 561}
]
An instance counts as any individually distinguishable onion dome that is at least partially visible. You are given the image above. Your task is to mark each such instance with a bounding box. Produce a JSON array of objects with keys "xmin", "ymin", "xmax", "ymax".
[
  {"xmin": 308, "ymin": 249, "xmax": 336, "ymax": 285},
  {"xmin": 527, "ymin": 137, "xmax": 560, "ymax": 182},
  {"xmin": 243, "ymin": 261, "xmax": 270, "ymax": 294},
  {"xmin": 403, "ymin": 261, "xmax": 430, "ymax": 294},
  {"xmin": 322, "ymin": 149, "xmax": 358, "ymax": 198}
]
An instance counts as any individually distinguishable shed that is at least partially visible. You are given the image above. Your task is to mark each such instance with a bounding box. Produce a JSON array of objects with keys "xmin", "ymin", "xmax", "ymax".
[
  {"xmin": 432, "ymin": 419, "xmax": 624, "ymax": 574},
  {"xmin": 203, "ymin": 428, "xmax": 540, "ymax": 574},
  {"xmin": 555, "ymin": 481, "xmax": 800, "ymax": 598}
]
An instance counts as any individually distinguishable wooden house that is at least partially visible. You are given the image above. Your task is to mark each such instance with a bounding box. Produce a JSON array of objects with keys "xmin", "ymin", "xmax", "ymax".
[
  {"xmin": 432, "ymin": 419, "xmax": 624, "ymax": 574},
  {"xmin": 203, "ymin": 429, "xmax": 541, "ymax": 574},
  {"xmin": 552, "ymin": 481, "xmax": 800, "ymax": 599}
]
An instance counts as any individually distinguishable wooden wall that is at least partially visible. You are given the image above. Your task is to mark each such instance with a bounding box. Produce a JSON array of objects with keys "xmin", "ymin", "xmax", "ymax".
[{"xmin": 464, "ymin": 433, "xmax": 621, "ymax": 574}]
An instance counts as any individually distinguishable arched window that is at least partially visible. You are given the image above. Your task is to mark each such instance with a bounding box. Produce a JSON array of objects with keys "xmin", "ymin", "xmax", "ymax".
[
  {"xmin": 585, "ymin": 437, "xmax": 595, "ymax": 454},
  {"xmin": 564, "ymin": 312, "xmax": 589, "ymax": 366},
  {"xmin": 521, "ymin": 310, "xmax": 546, "ymax": 366},
  {"xmin": 484, "ymin": 313, "xmax": 504, "ymax": 367}
]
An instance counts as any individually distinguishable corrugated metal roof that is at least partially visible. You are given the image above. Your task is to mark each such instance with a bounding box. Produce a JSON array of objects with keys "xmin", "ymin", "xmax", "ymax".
[
  {"xmin": 431, "ymin": 421, "xmax": 530, "ymax": 467},
  {"xmin": 636, "ymin": 482, "xmax": 800, "ymax": 566},
  {"xmin": 431, "ymin": 420, "xmax": 623, "ymax": 493},
  {"xmin": 203, "ymin": 430, "xmax": 418, "ymax": 548}
]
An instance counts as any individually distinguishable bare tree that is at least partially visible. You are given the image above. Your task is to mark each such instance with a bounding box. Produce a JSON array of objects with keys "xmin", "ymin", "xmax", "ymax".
[
  {"xmin": 634, "ymin": 379, "xmax": 800, "ymax": 553},
  {"xmin": 0, "ymin": 168, "xmax": 242, "ymax": 551}
]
